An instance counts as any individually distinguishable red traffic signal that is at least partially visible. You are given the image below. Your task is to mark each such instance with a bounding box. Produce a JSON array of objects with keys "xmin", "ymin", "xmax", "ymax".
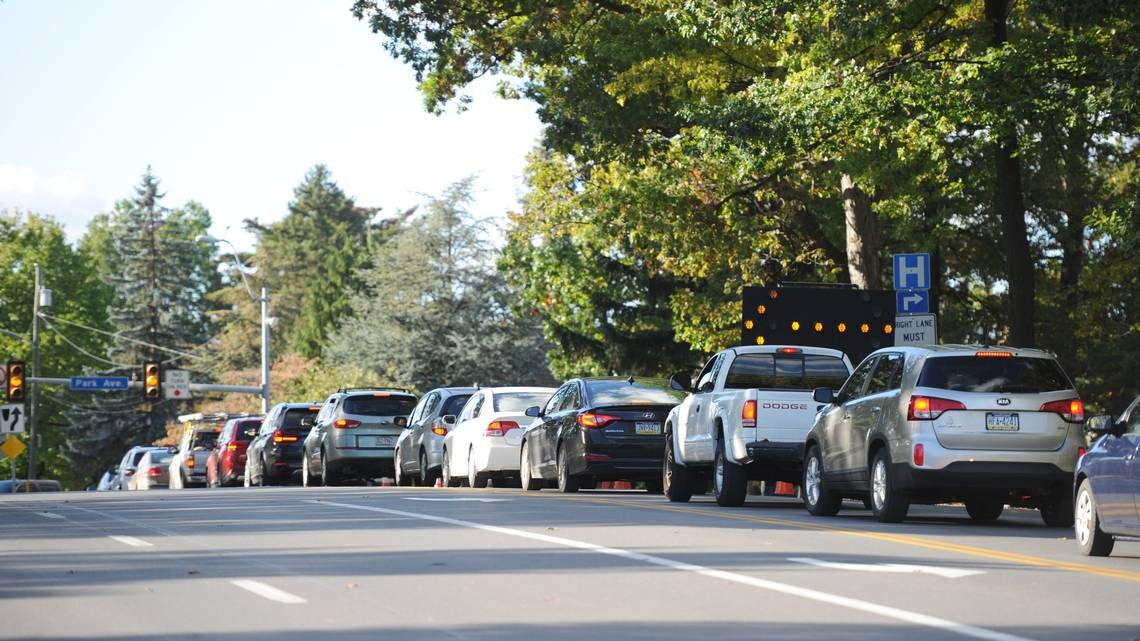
[
  {"xmin": 6, "ymin": 361, "xmax": 25, "ymax": 402},
  {"xmin": 143, "ymin": 362, "xmax": 161, "ymax": 400}
]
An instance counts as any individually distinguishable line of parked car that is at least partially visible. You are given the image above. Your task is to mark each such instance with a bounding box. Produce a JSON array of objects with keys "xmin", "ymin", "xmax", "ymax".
[{"xmin": 97, "ymin": 342, "xmax": 1140, "ymax": 558}]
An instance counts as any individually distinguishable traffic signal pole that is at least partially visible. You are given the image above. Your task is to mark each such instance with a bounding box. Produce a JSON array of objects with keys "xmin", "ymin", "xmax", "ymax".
[
  {"xmin": 28, "ymin": 263, "xmax": 41, "ymax": 479},
  {"xmin": 260, "ymin": 287, "xmax": 270, "ymax": 414}
]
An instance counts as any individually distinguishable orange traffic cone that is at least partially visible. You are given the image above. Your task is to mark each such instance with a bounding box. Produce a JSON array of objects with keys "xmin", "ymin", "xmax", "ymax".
[
  {"xmin": 615, "ymin": 480, "xmax": 632, "ymax": 490},
  {"xmin": 434, "ymin": 478, "xmax": 443, "ymax": 488},
  {"xmin": 775, "ymin": 481, "xmax": 795, "ymax": 496}
]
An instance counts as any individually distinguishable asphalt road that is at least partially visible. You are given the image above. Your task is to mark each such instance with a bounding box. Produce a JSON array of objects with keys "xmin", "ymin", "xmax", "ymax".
[{"xmin": 2, "ymin": 486, "xmax": 1139, "ymax": 641}]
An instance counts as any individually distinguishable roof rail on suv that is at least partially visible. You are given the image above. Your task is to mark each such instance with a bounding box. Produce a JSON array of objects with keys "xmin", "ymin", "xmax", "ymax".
[{"xmin": 336, "ymin": 387, "xmax": 414, "ymax": 395}]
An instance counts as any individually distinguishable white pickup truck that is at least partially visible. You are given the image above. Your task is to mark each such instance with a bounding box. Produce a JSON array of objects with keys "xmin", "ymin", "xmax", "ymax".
[{"xmin": 664, "ymin": 345, "xmax": 853, "ymax": 506}]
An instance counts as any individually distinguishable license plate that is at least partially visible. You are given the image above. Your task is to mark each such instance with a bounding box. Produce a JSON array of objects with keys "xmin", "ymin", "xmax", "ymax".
[
  {"xmin": 985, "ymin": 412, "xmax": 1020, "ymax": 431},
  {"xmin": 635, "ymin": 421, "xmax": 661, "ymax": 435},
  {"xmin": 358, "ymin": 435, "xmax": 398, "ymax": 448}
]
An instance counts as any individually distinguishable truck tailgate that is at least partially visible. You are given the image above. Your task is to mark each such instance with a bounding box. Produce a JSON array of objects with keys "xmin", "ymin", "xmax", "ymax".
[{"xmin": 753, "ymin": 391, "xmax": 820, "ymax": 442}]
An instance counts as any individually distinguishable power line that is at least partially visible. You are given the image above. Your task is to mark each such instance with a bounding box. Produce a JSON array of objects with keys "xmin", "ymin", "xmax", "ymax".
[
  {"xmin": 38, "ymin": 313, "xmax": 200, "ymax": 360},
  {"xmin": 39, "ymin": 317, "xmax": 134, "ymax": 368}
]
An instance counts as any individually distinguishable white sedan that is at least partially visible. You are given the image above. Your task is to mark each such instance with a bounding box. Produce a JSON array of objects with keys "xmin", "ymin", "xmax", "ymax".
[{"xmin": 441, "ymin": 387, "xmax": 556, "ymax": 488}]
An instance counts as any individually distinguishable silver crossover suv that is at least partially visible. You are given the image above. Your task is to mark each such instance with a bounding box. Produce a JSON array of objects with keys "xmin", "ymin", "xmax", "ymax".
[
  {"xmin": 302, "ymin": 388, "xmax": 417, "ymax": 486},
  {"xmin": 803, "ymin": 345, "xmax": 1083, "ymax": 525}
]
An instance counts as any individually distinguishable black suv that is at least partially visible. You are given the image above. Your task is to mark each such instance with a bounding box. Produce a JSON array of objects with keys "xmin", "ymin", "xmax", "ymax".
[{"xmin": 245, "ymin": 402, "xmax": 323, "ymax": 486}]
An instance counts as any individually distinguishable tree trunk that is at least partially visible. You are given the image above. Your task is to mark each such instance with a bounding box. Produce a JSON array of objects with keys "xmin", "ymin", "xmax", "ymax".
[
  {"xmin": 986, "ymin": 0, "xmax": 1036, "ymax": 347},
  {"xmin": 841, "ymin": 174, "xmax": 880, "ymax": 289}
]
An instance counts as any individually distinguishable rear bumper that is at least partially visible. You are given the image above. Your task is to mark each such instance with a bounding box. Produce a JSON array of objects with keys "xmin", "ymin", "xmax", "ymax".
[
  {"xmin": 893, "ymin": 461, "xmax": 1071, "ymax": 500},
  {"xmin": 474, "ymin": 442, "xmax": 522, "ymax": 473},
  {"xmin": 328, "ymin": 448, "xmax": 395, "ymax": 476}
]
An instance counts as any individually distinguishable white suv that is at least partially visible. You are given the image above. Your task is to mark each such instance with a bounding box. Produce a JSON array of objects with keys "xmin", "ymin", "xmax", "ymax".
[{"xmin": 804, "ymin": 345, "xmax": 1083, "ymax": 525}]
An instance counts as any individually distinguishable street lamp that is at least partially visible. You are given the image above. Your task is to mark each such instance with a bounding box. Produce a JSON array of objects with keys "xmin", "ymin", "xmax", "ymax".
[{"xmin": 196, "ymin": 235, "xmax": 270, "ymax": 413}]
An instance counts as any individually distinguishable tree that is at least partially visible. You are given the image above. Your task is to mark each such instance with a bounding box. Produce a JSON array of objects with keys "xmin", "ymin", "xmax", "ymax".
[
  {"xmin": 63, "ymin": 170, "xmax": 214, "ymax": 479},
  {"xmin": 328, "ymin": 179, "xmax": 555, "ymax": 390}
]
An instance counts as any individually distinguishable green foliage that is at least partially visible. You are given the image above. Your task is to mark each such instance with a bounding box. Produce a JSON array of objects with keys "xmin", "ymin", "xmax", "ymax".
[{"xmin": 329, "ymin": 179, "xmax": 556, "ymax": 391}]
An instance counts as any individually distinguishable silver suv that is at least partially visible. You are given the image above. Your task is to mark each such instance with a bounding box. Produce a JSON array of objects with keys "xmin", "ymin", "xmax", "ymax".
[
  {"xmin": 301, "ymin": 388, "xmax": 417, "ymax": 486},
  {"xmin": 393, "ymin": 386, "xmax": 477, "ymax": 486},
  {"xmin": 803, "ymin": 345, "xmax": 1083, "ymax": 525}
]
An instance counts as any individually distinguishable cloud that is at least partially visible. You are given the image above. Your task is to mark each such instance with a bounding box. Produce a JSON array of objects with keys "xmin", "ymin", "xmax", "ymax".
[{"xmin": 0, "ymin": 164, "xmax": 107, "ymax": 240}]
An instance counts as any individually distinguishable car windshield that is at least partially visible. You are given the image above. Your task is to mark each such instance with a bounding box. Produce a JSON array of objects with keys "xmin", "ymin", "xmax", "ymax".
[
  {"xmin": 343, "ymin": 395, "xmax": 417, "ymax": 417},
  {"xmin": 585, "ymin": 380, "xmax": 684, "ymax": 406},
  {"xmin": 917, "ymin": 356, "xmax": 1073, "ymax": 393},
  {"xmin": 493, "ymin": 392, "xmax": 552, "ymax": 413},
  {"xmin": 725, "ymin": 353, "xmax": 849, "ymax": 390},
  {"xmin": 441, "ymin": 394, "xmax": 472, "ymax": 416}
]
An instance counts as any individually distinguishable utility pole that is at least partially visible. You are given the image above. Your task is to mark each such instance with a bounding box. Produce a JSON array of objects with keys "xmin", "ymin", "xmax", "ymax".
[
  {"xmin": 260, "ymin": 287, "xmax": 270, "ymax": 414},
  {"xmin": 28, "ymin": 263, "xmax": 41, "ymax": 479}
]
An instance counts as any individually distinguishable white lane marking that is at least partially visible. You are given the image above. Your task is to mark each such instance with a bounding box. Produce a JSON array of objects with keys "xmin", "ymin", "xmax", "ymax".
[
  {"xmin": 109, "ymin": 535, "xmax": 153, "ymax": 548},
  {"xmin": 231, "ymin": 579, "xmax": 306, "ymax": 604},
  {"xmin": 36, "ymin": 512, "xmax": 65, "ymax": 519},
  {"xmin": 788, "ymin": 557, "xmax": 984, "ymax": 579},
  {"xmin": 403, "ymin": 497, "xmax": 511, "ymax": 503},
  {"xmin": 310, "ymin": 499, "xmax": 1036, "ymax": 641}
]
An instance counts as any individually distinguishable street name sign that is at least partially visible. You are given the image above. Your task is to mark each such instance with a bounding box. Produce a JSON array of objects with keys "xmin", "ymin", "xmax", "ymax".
[
  {"xmin": 894, "ymin": 314, "xmax": 938, "ymax": 346},
  {"xmin": 70, "ymin": 376, "xmax": 130, "ymax": 391},
  {"xmin": 1, "ymin": 404, "xmax": 26, "ymax": 434}
]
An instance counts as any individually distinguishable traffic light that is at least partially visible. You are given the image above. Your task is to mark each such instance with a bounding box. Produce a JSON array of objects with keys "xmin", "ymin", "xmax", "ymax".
[
  {"xmin": 6, "ymin": 361, "xmax": 25, "ymax": 402},
  {"xmin": 143, "ymin": 361, "xmax": 161, "ymax": 400}
]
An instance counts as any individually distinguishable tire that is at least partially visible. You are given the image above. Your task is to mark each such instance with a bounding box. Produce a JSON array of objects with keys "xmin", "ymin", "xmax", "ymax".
[
  {"xmin": 302, "ymin": 455, "xmax": 320, "ymax": 487},
  {"xmin": 258, "ymin": 458, "xmax": 269, "ymax": 487},
  {"xmin": 869, "ymin": 449, "xmax": 909, "ymax": 523},
  {"xmin": 394, "ymin": 451, "xmax": 412, "ymax": 487},
  {"xmin": 468, "ymin": 449, "xmax": 488, "ymax": 489},
  {"xmin": 520, "ymin": 443, "xmax": 542, "ymax": 491},
  {"xmin": 1040, "ymin": 490, "xmax": 1075, "ymax": 527},
  {"xmin": 713, "ymin": 434, "xmax": 747, "ymax": 507},
  {"xmin": 442, "ymin": 450, "xmax": 463, "ymax": 488},
  {"xmin": 1075, "ymin": 479, "xmax": 1114, "ymax": 556},
  {"xmin": 243, "ymin": 464, "xmax": 251, "ymax": 488},
  {"xmin": 321, "ymin": 452, "xmax": 338, "ymax": 487},
  {"xmin": 965, "ymin": 498, "xmax": 1004, "ymax": 521},
  {"xmin": 419, "ymin": 451, "xmax": 438, "ymax": 486},
  {"xmin": 556, "ymin": 446, "xmax": 579, "ymax": 493},
  {"xmin": 802, "ymin": 445, "xmax": 841, "ymax": 516},
  {"xmin": 663, "ymin": 435, "xmax": 692, "ymax": 503}
]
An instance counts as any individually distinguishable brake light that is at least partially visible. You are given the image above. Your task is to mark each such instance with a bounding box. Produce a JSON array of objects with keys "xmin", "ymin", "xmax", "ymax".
[
  {"xmin": 1040, "ymin": 398, "xmax": 1084, "ymax": 423},
  {"xmin": 187, "ymin": 457, "xmax": 195, "ymax": 468},
  {"xmin": 777, "ymin": 347, "xmax": 802, "ymax": 355},
  {"xmin": 913, "ymin": 443, "xmax": 924, "ymax": 466},
  {"xmin": 147, "ymin": 467, "xmax": 162, "ymax": 477},
  {"xmin": 485, "ymin": 420, "xmax": 520, "ymax": 437},
  {"xmin": 975, "ymin": 351, "xmax": 1013, "ymax": 358},
  {"xmin": 1077, "ymin": 446, "xmax": 1086, "ymax": 461},
  {"xmin": 577, "ymin": 413, "xmax": 618, "ymax": 429},
  {"xmin": 907, "ymin": 395, "xmax": 966, "ymax": 420},
  {"xmin": 742, "ymin": 400, "xmax": 757, "ymax": 428},
  {"xmin": 227, "ymin": 443, "xmax": 238, "ymax": 451},
  {"xmin": 273, "ymin": 428, "xmax": 299, "ymax": 442},
  {"xmin": 431, "ymin": 425, "xmax": 448, "ymax": 436},
  {"xmin": 334, "ymin": 419, "xmax": 361, "ymax": 429},
  {"xmin": 373, "ymin": 392, "xmax": 390, "ymax": 397}
]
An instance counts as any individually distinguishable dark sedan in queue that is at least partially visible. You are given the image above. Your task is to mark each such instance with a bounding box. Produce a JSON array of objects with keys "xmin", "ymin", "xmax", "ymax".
[
  {"xmin": 1074, "ymin": 393, "xmax": 1140, "ymax": 556},
  {"xmin": 519, "ymin": 377, "xmax": 684, "ymax": 493}
]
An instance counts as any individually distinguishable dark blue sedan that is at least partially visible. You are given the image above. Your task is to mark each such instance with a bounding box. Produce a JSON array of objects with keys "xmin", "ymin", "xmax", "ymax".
[{"xmin": 1074, "ymin": 394, "xmax": 1140, "ymax": 556}]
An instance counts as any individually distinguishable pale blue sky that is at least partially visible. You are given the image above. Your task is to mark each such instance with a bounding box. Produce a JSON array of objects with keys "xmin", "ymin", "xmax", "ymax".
[{"xmin": 0, "ymin": 0, "xmax": 543, "ymax": 250}]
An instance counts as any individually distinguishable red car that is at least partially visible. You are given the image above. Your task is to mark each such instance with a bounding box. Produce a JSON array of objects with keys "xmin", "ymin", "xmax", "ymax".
[{"xmin": 207, "ymin": 416, "xmax": 264, "ymax": 487}]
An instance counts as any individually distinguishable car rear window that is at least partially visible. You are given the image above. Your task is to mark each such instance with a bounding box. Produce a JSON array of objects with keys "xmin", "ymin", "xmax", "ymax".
[
  {"xmin": 585, "ymin": 380, "xmax": 684, "ymax": 406},
  {"xmin": 147, "ymin": 451, "xmax": 173, "ymax": 465},
  {"xmin": 441, "ymin": 394, "xmax": 472, "ymax": 417},
  {"xmin": 282, "ymin": 407, "xmax": 320, "ymax": 430},
  {"xmin": 191, "ymin": 431, "xmax": 220, "ymax": 449},
  {"xmin": 493, "ymin": 392, "xmax": 551, "ymax": 413},
  {"xmin": 725, "ymin": 354, "xmax": 849, "ymax": 390},
  {"xmin": 343, "ymin": 395, "xmax": 417, "ymax": 417},
  {"xmin": 235, "ymin": 420, "xmax": 261, "ymax": 440},
  {"xmin": 917, "ymin": 356, "xmax": 1073, "ymax": 393}
]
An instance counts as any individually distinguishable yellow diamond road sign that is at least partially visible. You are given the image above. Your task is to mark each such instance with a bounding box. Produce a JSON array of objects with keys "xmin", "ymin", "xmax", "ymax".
[{"xmin": 1, "ymin": 435, "xmax": 25, "ymax": 460}]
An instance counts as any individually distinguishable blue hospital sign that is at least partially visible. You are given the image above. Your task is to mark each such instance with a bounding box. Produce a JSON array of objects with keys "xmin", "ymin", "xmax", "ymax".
[{"xmin": 893, "ymin": 253, "xmax": 931, "ymax": 291}]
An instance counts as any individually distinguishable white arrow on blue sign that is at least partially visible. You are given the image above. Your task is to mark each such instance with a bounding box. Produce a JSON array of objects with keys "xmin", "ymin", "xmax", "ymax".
[
  {"xmin": 893, "ymin": 253, "xmax": 931, "ymax": 291},
  {"xmin": 896, "ymin": 290, "xmax": 930, "ymax": 315},
  {"xmin": 70, "ymin": 376, "xmax": 130, "ymax": 391}
]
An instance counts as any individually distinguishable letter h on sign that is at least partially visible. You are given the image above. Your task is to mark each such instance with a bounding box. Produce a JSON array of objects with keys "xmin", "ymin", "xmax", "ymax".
[{"xmin": 893, "ymin": 253, "xmax": 931, "ymax": 291}]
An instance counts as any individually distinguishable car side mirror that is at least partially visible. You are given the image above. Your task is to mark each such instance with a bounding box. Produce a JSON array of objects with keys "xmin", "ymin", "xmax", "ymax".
[
  {"xmin": 442, "ymin": 415, "xmax": 456, "ymax": 425},
  {"xmin": 698, "ymin": 380, "xmax": 715, "ymax": 393},
  {"xmin": 1085, "ymin": 415, "xmax": 1118, "ymax": 438},
  {"xmin": 525, "ymin": 405, "xmax": 542, "ymax": 418},
  {"xmin": 812, "ymin": 388, "xmax": 835, "ymax": 404},
  {"xmin": 668, "ymin": 373, "xmax": 692, "ymax": 393}
]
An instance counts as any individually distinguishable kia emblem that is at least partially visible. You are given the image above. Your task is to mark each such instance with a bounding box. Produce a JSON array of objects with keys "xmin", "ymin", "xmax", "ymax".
[{"xmin": 997, "ymin": 398, "xmax": 1011, "ymax": 406}]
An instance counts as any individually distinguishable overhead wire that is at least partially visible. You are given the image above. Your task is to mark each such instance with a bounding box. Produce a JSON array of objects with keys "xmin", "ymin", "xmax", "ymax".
[{"xmin": 38, "ymin": 312, "xmax": 200, "ymax": 361}]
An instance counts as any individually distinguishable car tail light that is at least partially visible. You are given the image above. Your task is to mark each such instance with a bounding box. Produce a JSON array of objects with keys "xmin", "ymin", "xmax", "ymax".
[
  {"xmin": 1040, "ymin": 399, "xmax": 1084, "ymax": 423},
  {"xmin": 273, "ymin": 428, "xmax": 299, "ymax": 442},
  {"xmin": 1077, "ymin": 446, "xmax": 1086, "ymax": 461},
  {"xmin": 431, "ymin": 423, "xmax": 448, "ymax": 436},
  {"xmin": 577, "ymin": 413, "xmax": 618, "ymax": 429},
  {"xmin": 227, "ymin": 443, "xmax": 238, "ymax": 451},
  {"xmin": 777, "ymin": 347, "xmax": 802, "ymax": 354},
  {"xmin": 907, "ymin": 395, "xmax": 966, "ymax": 420},
  {"xmin": 742, "ymin": 400, "xmax": 757, "ymax": 428},
  {"xmin": 147, "ymin": 467, "xmax": 162, "ymax": 477},
  {"xmin": 187, "ymin": 457, "xmax": 195, "ymax": 468},
  {"xmin": 975, "ymin": 351, "xmax": 1013, "ymax": 358},
  {"xmin": 913, "ymin": 443, "xmax": 924, "ymax": 466},
  {"xmin": 334, "ymin": 419, "xmax": 361, "ymax": 429},
  {"xmin": 485, "ymin": 420, "xmax": 520, "ymax": 437}
]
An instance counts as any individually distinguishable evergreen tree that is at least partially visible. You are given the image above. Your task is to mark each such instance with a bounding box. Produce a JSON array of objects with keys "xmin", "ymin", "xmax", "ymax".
[{"xmin": 63, "ymin": 170, "xmax": 213, "ymax": 478}]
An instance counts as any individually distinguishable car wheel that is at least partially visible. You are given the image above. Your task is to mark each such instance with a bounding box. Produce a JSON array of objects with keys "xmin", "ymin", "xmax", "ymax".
[
  {"xmin": 258, "ymin": 458, "xmax": 269, "ymax": 487},
  {"xmin": 663, "ymin": 434, "xmax": 692, "ymax": 503},
  {"xmin": 468, "ymin": 449, "xmax": 488, "ymax": 489},
  {"xmin": 1040, "ymin": 490, "xmax": 1075, "ymax": 527},
  {"xmin": 302, "ymin": 456, "xmax": 312, "ymax": 487},
  {"xmin": 394, "ymin": 451, "xmax": 412, "ymax": 487},
  {"xmin": 442, "ymin": 450, "xmax": 462, "ymax": 488},
  {"xmin": 965, "ymin": 498, "xmax": 1004, "ymax": 521},
  {"xmin": 869, "ymin": 449, "xmax": 909, "ymax": 523},
  {"xmin": 243, "ymin": 464, "xmax": 251, "ymax": 488},
  {"xmin": 521, "ymin": 443, "xmax": 542, "ymax": 491},
  {"xmin": 556, "ymin": 445, "xmax": 579, "ymax": 493},
  {"xmin": 803, "ymin": 445, "xmax": 841, "ymax": 517},
  {"xmin": 321, "ymin": 452, "xmax": 338, "ymax": 487},
  {"xmin": 419, "ymin": 451, "xmax": 438, "ymax": 486},
  {"xmin": 713, "ymin": 434, "xmax": 747, "ymax": 507},
  {"xmin": 1075, "ymin": 479, "xmax": 1114, "ymax": 556}
]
